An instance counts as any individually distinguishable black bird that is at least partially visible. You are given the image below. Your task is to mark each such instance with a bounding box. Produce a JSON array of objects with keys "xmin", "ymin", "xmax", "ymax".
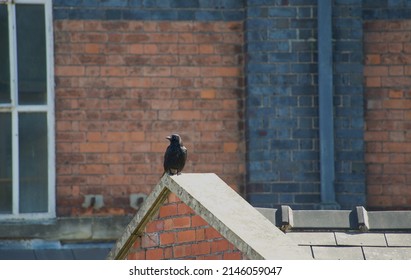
[{"xmin": 163, "ymin": 134, "xmax": 187, "ymax": 176}]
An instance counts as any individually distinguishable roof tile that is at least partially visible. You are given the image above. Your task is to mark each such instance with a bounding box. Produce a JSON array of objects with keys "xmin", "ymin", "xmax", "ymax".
[
  {"xmin": 385, "ymin": 233, "xmax": 411, "ymax": 247},
  {"xmin": 286, "ymin": 232, "xmax": 336, "ymax": 246},
  {"xmin": 335, "ymin": 232, "xmax": 387, "ymax": 246},
  {"xmin": 312, "ymin": 246, "xmax": 364, "ymax": 260},
  {"xmin": 363, "ymin": 247, "xmax": 411, "ymax": 260}
]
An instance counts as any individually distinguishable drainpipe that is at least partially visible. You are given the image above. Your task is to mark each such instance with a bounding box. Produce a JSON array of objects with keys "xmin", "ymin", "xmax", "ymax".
[{"xmin": 317, "ymin": 0, "xmax": 340, "ymax": 209}]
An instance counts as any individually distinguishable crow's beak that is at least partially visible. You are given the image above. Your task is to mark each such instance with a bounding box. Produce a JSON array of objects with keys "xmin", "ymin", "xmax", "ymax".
[{"xmin": 166, "ymin": 136, "xmax": 171, "ymax": 140}]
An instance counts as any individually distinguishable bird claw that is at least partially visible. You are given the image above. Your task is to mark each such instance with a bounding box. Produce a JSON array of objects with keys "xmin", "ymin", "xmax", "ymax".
[{"xmin": 166, "ymin": 171, "xmax": 182, "ymax": 176}]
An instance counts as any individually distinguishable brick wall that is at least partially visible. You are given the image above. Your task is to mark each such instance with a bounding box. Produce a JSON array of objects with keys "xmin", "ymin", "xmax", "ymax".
[
  {"xmin": 125, "ymin": 193, "xmax": 244, "ymax": 260},
  {"xmin": 51, "ymin": 0, "xmax": 411, "ymax": 215},
  {"xmin": 364, "ymin": 20, "xmax": 411, "ymax": 209},
  {"xmin": 53, "ymin": 0, "xmax": 244, "ymax": 21},
  {"xmin": 332, "ymin": 1, "xmax": 365, "ymax": 207},
  {"xmin": 54, "ymin": 19, "xmax": 245, "ymax": 216},
  {"xmin": 246, "ymin": 1, "xmax": 319, "ymax": 209},
  {"xmin": 363, "ymin": 0, "xmax": 411, "ymax": 20},
  {"xmin": 245, "ymin": 0, "xmax": 365, "ymax": 209}
]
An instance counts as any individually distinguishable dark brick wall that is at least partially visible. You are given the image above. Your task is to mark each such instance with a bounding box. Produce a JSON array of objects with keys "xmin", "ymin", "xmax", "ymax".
[
  {"xmin": 245, "ymin": 0, "xmax": 366, "ymax": 209},
  {"xmin": 363, "ymin": 0, "xmax": 411, "ymax": 20},
  {"xmin": 333, "ymin": 0, "xmax": 365, "ymax": 208},
  {"xmin": 53, "ymin": 0, "xmax": 244, "ymax": 21}
]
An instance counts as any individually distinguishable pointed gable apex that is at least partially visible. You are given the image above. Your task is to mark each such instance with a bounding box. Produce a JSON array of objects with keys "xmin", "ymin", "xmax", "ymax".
[{"xmin": 108, "ymin": 173, "xmax": 312, "ymax": 260}]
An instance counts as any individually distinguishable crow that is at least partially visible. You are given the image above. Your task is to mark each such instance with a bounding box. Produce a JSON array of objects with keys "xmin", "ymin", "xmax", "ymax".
[{"xmin": 162, "ymin": 134, "xmax": 187, "ymax": 176}]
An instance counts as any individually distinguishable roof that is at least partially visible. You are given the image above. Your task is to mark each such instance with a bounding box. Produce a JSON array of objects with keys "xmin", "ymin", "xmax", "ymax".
[
  {"xmin": 109, "ymin": 173, "xmax": 411, "ymax": 260},
  {"xmin": 108, "ymin": 173, "xmax": 311, "ymax": 260},
  {"xmin": 257, "ymin": 206, "xmax": 411, "ymax": 260},
  {"xmin": 0, "ymin": 216, "xmax": 130, "ymax": 260},
  {"xmin": 0, "ymin": 240, "xmax": 112, "ymax": 260},
  {"xmin": 287, "ymin": 232, "xmax": 411, "ymax": 260}
]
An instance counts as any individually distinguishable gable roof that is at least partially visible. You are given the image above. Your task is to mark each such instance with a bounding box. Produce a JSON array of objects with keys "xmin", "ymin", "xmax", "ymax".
[
  {"xmin": 108, "ymin": 173, "xmax": 411, "ymax": 260},
  {"xmin": 108, "ymin": 173, "xmax": 312, "ymax": 260}
]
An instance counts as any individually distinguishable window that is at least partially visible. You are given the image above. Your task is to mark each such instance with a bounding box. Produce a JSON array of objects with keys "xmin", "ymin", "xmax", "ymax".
[{"xmin": 0, "ymin": 0, "xmax": 55, "ymax": 219}]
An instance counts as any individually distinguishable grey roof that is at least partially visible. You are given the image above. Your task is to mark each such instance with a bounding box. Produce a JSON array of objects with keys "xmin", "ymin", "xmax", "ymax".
[
  {"xmin": 0, "ymin": 240, "xmax": 113, "ymax": 260},
  {"xmin": 0, "ymin": 216, "xmax": 130, "ymax": 260},
  {"xmin": 257, "ymin": 206, "xmax": 411, "ymax": 260},
  {"xmin": 0, "ymin": 248, "xmax": 111, "ymax": 260},
  {"xmin": 287, "ymin": 232, "xmax": 411, "ymax": 260},
  {"xmin": 0, "ymin": 216, "xmax": 130, "ymax": 240}
]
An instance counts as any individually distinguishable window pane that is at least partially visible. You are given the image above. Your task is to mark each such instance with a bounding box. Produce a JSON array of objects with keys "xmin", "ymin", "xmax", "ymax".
[
  {"xmin": 19, "ymin": 113, "xmax": 48, "ymax": 213},
  {"xmin": 0, "ymin": 6, "xmax": 11, "ymax": 104},
  {"xmin": 16, "ymin": 4, "xmax": 47, "ymax": 105},
  {"xmin": 0, "ymin": 113, "xmax": 12, "ymax": 213}
]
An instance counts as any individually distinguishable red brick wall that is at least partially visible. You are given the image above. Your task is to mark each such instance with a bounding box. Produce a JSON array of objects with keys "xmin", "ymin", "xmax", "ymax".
[
  {"xmin": 364, "ymin": 20, "xmax": 411, "ymax": 209},
  {"xmin": 54, "ymin": 21, "xmax": 245, "ymax": 216},
  {"xmin": 125, "ymin": 193, "xmax": 244, "ymax": 260}
]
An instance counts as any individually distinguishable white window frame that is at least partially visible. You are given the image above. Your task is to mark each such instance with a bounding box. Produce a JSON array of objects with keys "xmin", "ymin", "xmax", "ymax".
[{"xmin": 0, "ymin": 0, "xmax": 55, "ymax": 219}]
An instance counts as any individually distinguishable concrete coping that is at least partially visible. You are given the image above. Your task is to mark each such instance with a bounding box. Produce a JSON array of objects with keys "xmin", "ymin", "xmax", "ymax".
[{"xmin": 256, "ymin": 205, "xmax": 411, "ymax": 231}]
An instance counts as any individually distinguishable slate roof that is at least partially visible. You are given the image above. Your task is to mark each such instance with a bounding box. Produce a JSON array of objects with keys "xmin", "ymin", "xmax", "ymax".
[
  {"xmin": 0, "ymin": 240, "xmax": 113, "ymax": 260},
  {"xmin": 257, "ymin": 206, "xmax": 411, "ymax": 260},
  {"xmin": 0, "ymin": 216, "xmax": 129, "ymax": 260}
]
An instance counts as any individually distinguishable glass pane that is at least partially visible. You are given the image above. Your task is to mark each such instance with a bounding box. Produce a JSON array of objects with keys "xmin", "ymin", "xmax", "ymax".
[
  {"xmin": 0, "ymin": 113, "xmax": 12, "ymax": 213},
  {"xmin": 19, "ymin": 113, "xmax": 48, "ymax": 213},
  {"xmin": 0, "ymin": 6, "xmax": 11, "ymax": 104},
  {"xmin": 16, "ymin": 4, "xmax": 47, "ymax": 105}
]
